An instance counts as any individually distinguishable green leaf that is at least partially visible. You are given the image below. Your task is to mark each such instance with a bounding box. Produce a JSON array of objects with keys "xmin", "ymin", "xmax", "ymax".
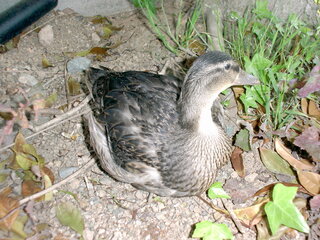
[
  {"xmin": 264, "ymin": 183, "xmax": 309, "ymax": 235},
  {"xmin": 259, "ymin": 148, "xmax": 295, "ymax": 176},
  {"xmin": 192, "ymin": 221, "xmax": 233, "ymax": 240},
  {"xmin": 208, "ymin": 182, "xmax": 231, "ymax": 199},
  {"xmin": 56, "ymin": 202, "xmax": 84, "ymax": 235},
  {"xmin": 45, "ymin": 92, "xmax": 58, "ymax": 108},
  {"xmin": 234, "ymin": 129, "xmax": 251, "ymax": 151},
  {"xmin": 16, "ymin": 154, "xmax": 35, "ymax": 170}
]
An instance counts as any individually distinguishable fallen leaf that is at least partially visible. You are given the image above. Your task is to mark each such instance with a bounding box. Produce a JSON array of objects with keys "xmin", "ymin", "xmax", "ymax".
[
  {"xmin": 56, "ymin": 202, "xmax": 84, "ymax": 235},
  {"xmin": 275, "ymin": 138, "xmax": 314, "ymax": 170},
  {"xmin": 230, "ymin": 147, "xmax": 245, "ymax": 177},
  {"xmin": 235, "ymin": 129, "xmax": 251, "ymax": 151},
  {"xmin": 310, "ymin": 195, "xmax": 320, "ymax": 210},
  {"xmin": 301, "ymin": 98, "xmax": 308, "ymax": 114},
  {"xmin": 89, "ymin": 47, "xmax": 108, "ymax": 55},
  {"xmin": 43, "ymin": 174, "xmax": 53, "ymax": 201},
  {"xmin": 293, "ymin": 126, "xmax": 320, "ymax": 161},
  {"xmin": 10, "ymin": 215, "xmax": 28, "ymax": 238},
  {"xmin": 188, "ymin": 39, "xmax": 206, "ymax": 55},
  {"xmin": 253, "ymin": 182, "xmax": 310, "ymax": 197},
  {"xmin": 297, "ymin": 170, "xmax": 320, "ymax": 195},
  {"xmin": 90, "ymin": 16, "xmax": 110, "ymax": 24},
  {"xmin": 298, "ymin": 64, "xmax": 320, "ymax": 97},
  {"xmin": 192, "ymin": 221, "xmax": 233, "ymax": 240},
  {"xmin": 42, "ymin": 56, "xmax": 54, "ymax": 68},
  {"xmin": 67, "ymin": 78, "xmax": 81, "ymax": 96},
  {"xmin": 234, "ymin": 197, "xmax": 269, "ymax": 226},
  {"xmin": 259, "ymin": 148, "xmax": 295, "ymax": 176},
  {"xmin": 264, "ymin": 184, "xmax": 309, "ymax": 235},
  {"xmin": 207, "ymin": 182, "xmax": 231, "ymax": 199},
  {"xmin": 0, "ymin": 111, "xmax": 14, "ymax": 120},
  {"xmin": 0, "ymin": 188, "xmax": 20, "ymax": 230},
  {"xmin": 45, "ymin": 92, "xmax": 58, "ymax": 108},
  {"xmin": 21, "ymin": 180, "xmax": 43, "ymax": 200}
]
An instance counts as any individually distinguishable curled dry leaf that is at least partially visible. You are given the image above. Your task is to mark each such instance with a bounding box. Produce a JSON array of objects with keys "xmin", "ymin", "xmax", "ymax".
[
  {"xmin": 230, "ymin": 147, "xmax": 245, "ymax": 177},
  {"xmin": 297, "ymin": 170, "xmax": 320, "ymax": 195},
  {"xmin": 234, "ymin": 197, "xmax": 269, "ymax": 227},
  {"xmin": 275, "ymin": 138, "xmax": 314, "ymax": 170},
  {"xmin": 301, "ymin": 98, "xmax": 308, "ymax": 114},
  {"xmin": 308, "ymin": 100, "xmax": 320, "ymax": 120},
  {"xmin": 252, "ymin": 182, "xmax": 310, "ymax": 197}
]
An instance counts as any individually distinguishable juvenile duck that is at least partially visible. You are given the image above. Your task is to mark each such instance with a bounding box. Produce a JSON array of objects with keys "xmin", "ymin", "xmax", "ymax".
[{"xmin": 87, "ymin": 51, "xmax": 258, "ymax": 197}]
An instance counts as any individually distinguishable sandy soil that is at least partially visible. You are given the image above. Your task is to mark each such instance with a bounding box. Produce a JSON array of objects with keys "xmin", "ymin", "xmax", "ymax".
[{"xmin": 0, "ymin": 6, "xmax": 300, "ymax": 240}]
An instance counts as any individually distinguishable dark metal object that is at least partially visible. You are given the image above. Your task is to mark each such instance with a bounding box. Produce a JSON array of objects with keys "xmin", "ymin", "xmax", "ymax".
[{"xmin": 0, "ymin": 0, "xmax": 58, "ymax": 44}]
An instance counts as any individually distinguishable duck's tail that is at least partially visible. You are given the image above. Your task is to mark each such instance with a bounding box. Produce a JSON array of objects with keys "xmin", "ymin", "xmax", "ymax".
[{"xmin": 85, "ymin": 111, "xmax": 163, "ymax": 187}]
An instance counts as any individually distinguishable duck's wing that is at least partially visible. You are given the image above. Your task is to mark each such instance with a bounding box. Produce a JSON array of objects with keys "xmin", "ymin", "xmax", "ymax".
[{"xmin": 89, "ymin": 68, "xmax": 181, "ymax": 169}]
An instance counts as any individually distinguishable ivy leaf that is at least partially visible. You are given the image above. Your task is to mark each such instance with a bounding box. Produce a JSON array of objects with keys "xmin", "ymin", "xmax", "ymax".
[
  {"xmin": 234, "ymin": 129, "xmax": 251, "ymax": 151},
  {"xmin": 192, "ymin": 221, "xmax": 233, "ymax": 240},
  {"xmin": 56, "ymin": 202, "xmax": 84, "ymax": 235},
  {"xmin": 264, "ymin": 183, "xmax": 309, "ymax": 235},
  {"xmin": 208, "ymin": 182, "xmax": 231, "ymax": 199}
]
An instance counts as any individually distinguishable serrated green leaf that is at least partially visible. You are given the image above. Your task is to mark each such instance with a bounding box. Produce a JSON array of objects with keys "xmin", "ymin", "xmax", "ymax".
[
  {"xmin": 264, "ymin": 183, "xmax": 309, "ymax": 235},
  {"xmin": 56, "ymin": 202, "xmax": 84, "ymax": 235},
  {"xmin": 259, "ymin": 148, "xmax": 295, "ymax": 176},
  {"xmin": 192, "ymin": 221, "xmax": 233, "ymax": 240},
  {"xmin": 208, "ymin": 182, "xmax": 231, "ymax": 199},
  {"xmin": 234, "ymin": 129, "xmax": 251, "ymax": 151}
]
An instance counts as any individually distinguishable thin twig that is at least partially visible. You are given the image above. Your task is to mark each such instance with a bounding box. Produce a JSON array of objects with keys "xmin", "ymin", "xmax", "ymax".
[
  {"xmin": 0, "ymin": 96, "xmax": 91, "ymax": 153},
  {"xmin": 0, "ymin": 157, "xmax": 95, "ymax": 223},
  {"xmin": 19, "ymin": 157, "xmax": 95, "ymax": 205},
  {"xmin": 32, "ymin": 95, "xmax": 91, "ymax": 132},
  {"xmin": 221, "ymin": 198, "xmax": 245, "ymax": 234}
]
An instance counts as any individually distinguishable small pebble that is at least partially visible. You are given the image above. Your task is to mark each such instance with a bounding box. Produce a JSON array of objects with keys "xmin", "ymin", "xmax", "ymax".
[
  {"xmin": 245, "ymin": 173, "xmax": 258, "ymax": 182},
  {"xmin": 38, "ymin": 25, "xmax": 54, "ymax": 46},
  {"xmin": 18, "ymin": 74, "xmax": 38, "ymax": 86},
  {"xmin": 59, "ymin": 166, "xmax": 78, "ymax": 179},
  {"xmin": 67, "ymin": 57, "xmax": 91, "ymax": 74},
  {"xmin": 91, "ymin": 32, "xmax": 101, "ymax": 43}
]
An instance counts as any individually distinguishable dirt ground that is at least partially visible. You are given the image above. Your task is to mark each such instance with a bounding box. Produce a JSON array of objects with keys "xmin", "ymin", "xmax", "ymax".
[{"xmin": 0, "ymin": 6, "xmax": 307, "ymax": 240}]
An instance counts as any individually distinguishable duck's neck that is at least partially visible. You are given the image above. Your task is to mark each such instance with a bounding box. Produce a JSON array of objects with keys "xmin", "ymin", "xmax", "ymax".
[{"xmin": 179, "ymin": 93, "xmax": 220, "ymax": 136}]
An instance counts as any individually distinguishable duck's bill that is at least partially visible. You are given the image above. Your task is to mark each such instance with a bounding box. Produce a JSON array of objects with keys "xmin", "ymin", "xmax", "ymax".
[{"xmin": 233, "ymin": 69, "xmax": 259, "ymax": 86}]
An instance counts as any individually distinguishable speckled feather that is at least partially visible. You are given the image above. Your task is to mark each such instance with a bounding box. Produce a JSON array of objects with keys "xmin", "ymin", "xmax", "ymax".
[{"xmin": 87, "ymin": 51, "xmax": 258, "ymax": 197}]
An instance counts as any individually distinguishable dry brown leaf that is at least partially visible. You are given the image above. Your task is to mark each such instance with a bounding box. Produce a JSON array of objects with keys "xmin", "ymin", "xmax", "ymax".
[
  {"xmin": 297, "ymin": 170, "xmax": 320, "ymax": 195},
  {"xmin": 301, "ymin": 98, "xmax": 308, "ymax": 114},
  {"xmin": 308, "ymin": 100, "xmax": 320, "ymax": 119},
  {"xmin": 230, "ymin": 147, "xmax": 245, "ymax": 177},
  {"xmin": 275, "ymin": 138, "xmax": 314, "ymax": 170},
  {"xmin": 21, "ymin": 180, "xmax": 43, "ymax": 201},
  {"xmin": 234, "ymin": 198, "xmax": 269, "ymax": 226},
  {"xmin": 0, "ymin": 188, "xmax": 20, "ymax": 230},
  {"xmin": 252, "ymin": 182, "xmax": 310, "ymax": 197},
  {"xmin": 41, "ymin": 166, "xmax": 55, "ymax": 184},
  {"xmin": 89, "ymin": 47, "xmax": 108, "ymax": 55}
]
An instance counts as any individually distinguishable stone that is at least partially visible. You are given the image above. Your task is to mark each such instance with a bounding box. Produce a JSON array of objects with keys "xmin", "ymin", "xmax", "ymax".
[
  {"xmin": 18, "ymin": 74, "xmax": 38, "ymax": 86},
  {"xmin": 38, "ymin": 25, "xmax": 54, "ymax": 47}
]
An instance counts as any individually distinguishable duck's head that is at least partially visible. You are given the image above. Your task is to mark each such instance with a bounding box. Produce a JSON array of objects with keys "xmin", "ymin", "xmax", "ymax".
[
  {"xmin": 181, "ymin": 51, "xmax": 259, "ymax": 101},
  {"xmin": 179, "ymin": 51, "xmax": 259, "ymax": 129}
]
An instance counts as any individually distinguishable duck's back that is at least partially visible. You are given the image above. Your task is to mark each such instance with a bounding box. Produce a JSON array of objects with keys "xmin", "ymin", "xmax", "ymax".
[{"xmin": 89, "ymin": 68, "xmax": 182, "ymax": 170}]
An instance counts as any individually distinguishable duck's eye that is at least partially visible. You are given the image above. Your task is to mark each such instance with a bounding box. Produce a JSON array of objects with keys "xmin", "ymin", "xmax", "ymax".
[{"xmin": 224, "ymin": 63, "xmax": 231, "ymax": 71}]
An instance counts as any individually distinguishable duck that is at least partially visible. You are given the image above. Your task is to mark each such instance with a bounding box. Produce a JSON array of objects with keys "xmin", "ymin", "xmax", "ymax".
[{"xmin": 86, "ymin": 51, "xmax": 258, "ymax": 197}]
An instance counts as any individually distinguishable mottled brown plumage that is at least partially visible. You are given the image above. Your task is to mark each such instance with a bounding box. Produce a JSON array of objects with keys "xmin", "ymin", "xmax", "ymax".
[{"xmin": 87, "ymin": 51, "xmax": 258, "ymax": 197}]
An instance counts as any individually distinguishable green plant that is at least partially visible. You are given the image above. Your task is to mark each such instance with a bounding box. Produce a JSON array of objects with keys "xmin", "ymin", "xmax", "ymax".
[
  {"xmin": 133, "ymin": 0, "xmax": 205, "ymax": 54},
  {"xmin": 224, "ymin": 0, "xmax": 320, "ymax": 130}
]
